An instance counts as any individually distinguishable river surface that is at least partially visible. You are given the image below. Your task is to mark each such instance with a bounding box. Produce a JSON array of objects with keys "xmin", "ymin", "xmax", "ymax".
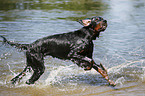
[{"xmin": 0, "ymin": 0, "xmax": 145, "ymax": 96}]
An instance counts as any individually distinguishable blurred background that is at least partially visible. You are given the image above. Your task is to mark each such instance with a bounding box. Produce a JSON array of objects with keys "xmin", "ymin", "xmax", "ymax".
[{"xmin": 0, "ymin": 0, "xmax": 145, "ymax": 96}]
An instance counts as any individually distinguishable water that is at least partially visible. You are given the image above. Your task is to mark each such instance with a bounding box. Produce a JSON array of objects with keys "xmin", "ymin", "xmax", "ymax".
[{"xmin": 0, "ymin": 0, "xmax": 145, "ymax": 95}]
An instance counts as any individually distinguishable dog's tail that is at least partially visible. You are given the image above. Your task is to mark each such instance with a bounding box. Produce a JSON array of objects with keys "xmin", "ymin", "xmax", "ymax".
[{"xmin": 0, "ymin": 36, "xmax": 29, "ymax": 50}]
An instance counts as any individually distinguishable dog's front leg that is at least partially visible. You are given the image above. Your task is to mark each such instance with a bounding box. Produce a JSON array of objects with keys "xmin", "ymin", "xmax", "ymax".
[
  {"xmin": 69, "ymin": 54, "xmax": 94, "ymax": 70},
  {"xmin": 93, "ymin": 62, "xmax": 116, "ymax": 86},
  {"xmin": 69, "ymin": 53, "xmax": 115, "ymax": 86}
]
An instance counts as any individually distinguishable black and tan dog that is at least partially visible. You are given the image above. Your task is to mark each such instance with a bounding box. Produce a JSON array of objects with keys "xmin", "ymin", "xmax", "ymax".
[{"xmin": 0, "ymin": 16, "xmax": 115, "ymax": 86}]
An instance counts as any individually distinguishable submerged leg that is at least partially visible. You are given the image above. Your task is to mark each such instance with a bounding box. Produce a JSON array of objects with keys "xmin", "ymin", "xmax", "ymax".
[
  {"xmin": 11, "ymin": 66, "xmax": 31, "ymax": 84},
  {"xmin": 93, "ymin": 62, "xmax": 116, "ymax": 86}
]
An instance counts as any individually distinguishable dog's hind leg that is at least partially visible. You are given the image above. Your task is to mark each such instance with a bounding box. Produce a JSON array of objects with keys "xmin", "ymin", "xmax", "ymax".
[
  {"xmin": 26, "ymin": 66, "xmax": 45, "ymax": 85},
  {"xmin": 25, "ymin": 52, "xmax": 45, "ymax": 85},
  {"xmin": 11, "ymin": 66, "xmax": 32, "ymax": 84}
]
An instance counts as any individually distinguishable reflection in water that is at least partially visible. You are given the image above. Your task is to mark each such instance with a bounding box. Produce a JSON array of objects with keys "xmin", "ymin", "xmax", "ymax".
[
  {"xmin": 0, "ymin": 0, "xmax": 108, "ymax": 11},
  {"xmin": 0, "ymin": 0, "xmax": 108, "ymax": 21}
]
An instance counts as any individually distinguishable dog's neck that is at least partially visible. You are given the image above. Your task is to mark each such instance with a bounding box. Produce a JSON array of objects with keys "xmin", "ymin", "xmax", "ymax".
[{"xmin": 81, "ymin": 27, "xmax": 100, "ymax": 40}]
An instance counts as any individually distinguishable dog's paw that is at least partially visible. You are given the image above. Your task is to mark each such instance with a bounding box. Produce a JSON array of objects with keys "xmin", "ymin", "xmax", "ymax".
[
  {"xmin": 108, "ymin": 80, "xmax": 116, "ymax": 87},
  {"xmin": 26, "ymin": 80, "xmax": 34, "ymax": 85},
  {"xmin": 11, "ymin": 78, "xmax": 18, "ymax": 84}
]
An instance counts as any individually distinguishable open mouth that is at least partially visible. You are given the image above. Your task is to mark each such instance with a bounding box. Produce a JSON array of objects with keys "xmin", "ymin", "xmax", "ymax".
[
  {"xmin": 100, "ymin": 23, "xmax": 107, "ymax": 31},
  {"xmin": 103, "ymin": 25, "xmax": 107, "ymax": 29},
  {"xmin": 101, "ymin": 21, "xmax": 107, "ymax": 30}
]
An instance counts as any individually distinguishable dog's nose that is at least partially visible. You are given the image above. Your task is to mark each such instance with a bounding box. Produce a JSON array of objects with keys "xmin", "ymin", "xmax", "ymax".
[{"xmin": 103, "ymin": 20, "xmax": 107, "ymax": 23}]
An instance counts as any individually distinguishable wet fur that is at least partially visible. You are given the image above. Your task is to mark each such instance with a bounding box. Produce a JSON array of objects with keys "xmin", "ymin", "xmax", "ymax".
[{"xmin": 0, "ymin": 17, "xmax": 115, "ymax": 86}]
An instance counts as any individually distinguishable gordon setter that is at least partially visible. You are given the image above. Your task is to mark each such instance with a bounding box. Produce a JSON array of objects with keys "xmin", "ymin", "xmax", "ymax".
[{"xmin": 0, "ymin": 16, "xmax": 116, "ymax": 86}]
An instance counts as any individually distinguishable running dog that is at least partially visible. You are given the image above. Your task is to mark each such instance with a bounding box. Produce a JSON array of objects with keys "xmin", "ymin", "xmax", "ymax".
[{"xmin": 0, "ymin": 16, "xmax": 116, "ymax": 86}]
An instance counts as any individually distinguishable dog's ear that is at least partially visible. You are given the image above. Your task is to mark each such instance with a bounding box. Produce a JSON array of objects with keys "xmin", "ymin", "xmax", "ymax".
[{"xmin": 78, "ymin": 18, "xmax": 91, "ymax": 27}]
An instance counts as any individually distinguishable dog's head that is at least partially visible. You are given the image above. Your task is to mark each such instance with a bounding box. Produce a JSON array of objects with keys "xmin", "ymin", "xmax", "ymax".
[
  {"xmin": 79, "ymin": 16, "xmax": 107, "ymax": 32},
  {"xmin": 78, "ymin": 16, "xmax": 107, "ymax": 39}
]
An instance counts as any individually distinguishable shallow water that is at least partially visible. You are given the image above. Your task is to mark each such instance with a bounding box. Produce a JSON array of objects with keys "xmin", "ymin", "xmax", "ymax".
[{"xmin": 0, "ymin": 0, "xmax": 145, "ymax": 96}]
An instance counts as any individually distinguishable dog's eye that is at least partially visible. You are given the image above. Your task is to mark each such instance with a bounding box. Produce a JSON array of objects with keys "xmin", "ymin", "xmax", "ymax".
[
  {"xmin": 95, "ymin": 19, "xmax": 99, "ymax": 22},
  {"xmin": 87, "ymin": 21, "xmax": 91, "ymax": 23},
  {"xmin": 95, "ymin": 18, "xmax": 99, "ymax": 21}
]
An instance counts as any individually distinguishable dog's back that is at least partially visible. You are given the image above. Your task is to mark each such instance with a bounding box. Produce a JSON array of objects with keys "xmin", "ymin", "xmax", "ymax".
[{"xmin": 29, "ymin": 27, "xmax": 91, "ymax": 59}]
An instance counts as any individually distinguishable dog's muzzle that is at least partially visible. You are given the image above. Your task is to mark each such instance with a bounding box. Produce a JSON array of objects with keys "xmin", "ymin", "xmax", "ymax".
[{"xmin": 101, "ymin": 20, "xmax": 107, "ymax": 31}]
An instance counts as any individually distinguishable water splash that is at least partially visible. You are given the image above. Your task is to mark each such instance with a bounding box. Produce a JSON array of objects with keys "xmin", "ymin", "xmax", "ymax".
[
  {"xmin": 140, "ymin": 66, "xmax": 145, "ymax": 83},
  {"xmin": 7, "ymin": 63, "xmax": 16, "ymax": 76},
  {"xmin": 0, "ymin": 44, "xmax": 144, "ymax": 89},
  {"xmin": 44, "ymin": 65, "xmax": 75, "ymax": 86},
  {"xmin": 108, "ymin": 60, "xmax": 144, "ymax": 73},
  {"xmin": 100, "ymin": 44, "xmax": 145, "ymax": 85},
  {"xmin": 115, "ymin": 76, "xmax": 126, "ymax": 86}
]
